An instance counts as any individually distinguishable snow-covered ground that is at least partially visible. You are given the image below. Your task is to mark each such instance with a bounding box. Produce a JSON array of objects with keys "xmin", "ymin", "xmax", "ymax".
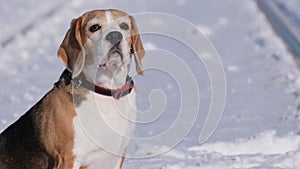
[
  {"xmin": 1, "ymin": 0, "xmax": 300, "ymax": 168},
  {"xmin": 275, "ymin": 0, "xmax": 300, "ymax": 33}
]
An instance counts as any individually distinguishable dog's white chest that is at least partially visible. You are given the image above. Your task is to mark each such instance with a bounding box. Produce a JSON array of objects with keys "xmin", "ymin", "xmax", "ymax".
[{"xmin": 72, "ymin": 90, "xmax": 136, "ymax": 169}]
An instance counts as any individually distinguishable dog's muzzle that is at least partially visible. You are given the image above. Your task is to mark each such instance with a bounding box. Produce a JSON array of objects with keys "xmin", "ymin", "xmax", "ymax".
[
  {"xmin": 100, "ymin": 32, "xmax": 124, "ymax": 69},
  {"xmin": 98, "ymin": 31, "xmax": 131, "ymax": 70}
]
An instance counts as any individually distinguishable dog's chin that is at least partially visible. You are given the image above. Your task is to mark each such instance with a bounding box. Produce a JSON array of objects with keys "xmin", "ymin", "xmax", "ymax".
[{"xmin": 100, "ymin": 51, "xmax": 123, "ymax": 71}]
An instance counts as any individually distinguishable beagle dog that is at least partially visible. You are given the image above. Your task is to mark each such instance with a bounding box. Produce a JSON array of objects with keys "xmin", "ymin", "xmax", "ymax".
[{"xmin": 0, "ymin": 9, "xmax": 144, "ymax": 169}]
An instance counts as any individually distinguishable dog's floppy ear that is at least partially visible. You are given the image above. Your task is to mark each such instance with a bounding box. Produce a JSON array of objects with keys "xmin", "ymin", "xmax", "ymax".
[
  {"xmin": 130, "ymin": 15, "xmax": 145, "ymax": 75},
  {"xmin": 58, "ymin": 17, "xmax": 85, "ymax": 78}
]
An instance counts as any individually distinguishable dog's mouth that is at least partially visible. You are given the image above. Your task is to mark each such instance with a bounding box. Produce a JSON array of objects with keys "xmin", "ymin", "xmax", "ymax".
[
  {"xmin": 99, "ymin": 43, "xmax": 124, "ymax": 70},
  {"xmin": 109, "ymin": 43, "xmax": 123, "ymax": 57}
]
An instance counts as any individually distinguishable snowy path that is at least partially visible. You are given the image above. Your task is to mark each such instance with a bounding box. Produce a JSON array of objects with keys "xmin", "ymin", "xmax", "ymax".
[
  {"xmin": 257, "ymin": 0, "xmax": 300, "ymax": 64},
  {"xmin": 1, "ymin": 0, "xmax": 300, "ymax": 168}
]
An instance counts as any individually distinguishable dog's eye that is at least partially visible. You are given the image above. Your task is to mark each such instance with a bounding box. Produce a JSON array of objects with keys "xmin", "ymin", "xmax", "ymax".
[
  {"xmin": 89, "ymin": 24, "xmax": 101, "ymax": 32},
  {"xmin": 120, "ymin": 23, "xmax": 129, "ymax": 30}
]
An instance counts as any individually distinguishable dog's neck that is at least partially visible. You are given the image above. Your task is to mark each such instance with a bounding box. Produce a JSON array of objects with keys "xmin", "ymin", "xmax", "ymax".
[{"xmin": 82, "ymin": 65, "xmax": 130, "ymax": 89}]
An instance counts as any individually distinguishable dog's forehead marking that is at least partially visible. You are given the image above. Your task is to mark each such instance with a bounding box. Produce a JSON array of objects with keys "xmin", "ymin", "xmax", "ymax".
[{"xmin": 105, "ymin": 11, "xmax": 114, "ymax": 23}]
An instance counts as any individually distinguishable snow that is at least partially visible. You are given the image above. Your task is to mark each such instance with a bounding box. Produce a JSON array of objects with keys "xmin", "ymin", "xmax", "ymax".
[
  {"xmin": 274, "ymin": 0, "xmax": 300, "ymax": 40},
  {"xmin": 197, "ymin": 25, "xmax": 214, "ymax": 37},
  {"xmin": 1, "ymin": 0, "xmax": 300, "ymax": 168},
  {"xmin": 188, "ymin": 130, "xmax": 300, "ymax": 156}
]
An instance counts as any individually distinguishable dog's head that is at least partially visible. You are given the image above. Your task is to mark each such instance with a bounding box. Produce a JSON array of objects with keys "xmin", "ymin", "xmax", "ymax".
[{"xmin": 58, "ymin": 9, "xmax": 145, "ymax": 88}]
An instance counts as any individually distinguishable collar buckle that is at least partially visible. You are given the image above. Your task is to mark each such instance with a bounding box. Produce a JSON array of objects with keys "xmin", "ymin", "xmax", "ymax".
[{"xmin": 72, "ymin": 77, "xmax": 82, "ymax": 89}]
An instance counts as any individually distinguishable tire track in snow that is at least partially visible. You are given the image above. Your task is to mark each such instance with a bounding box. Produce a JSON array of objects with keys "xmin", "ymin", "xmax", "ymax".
[
  {"xmin": 256, "ymin": 0, "xmax": 300, "ymax": 65},
  {"xmin": 1, "ymin": 1, "xmax": 67, "ymax": 48}
]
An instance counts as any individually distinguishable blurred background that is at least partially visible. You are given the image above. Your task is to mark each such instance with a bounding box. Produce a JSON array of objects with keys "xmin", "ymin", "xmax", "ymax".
[{"xmin": 1, "ymin": 0, "xmax": 300, "ymax": 168}]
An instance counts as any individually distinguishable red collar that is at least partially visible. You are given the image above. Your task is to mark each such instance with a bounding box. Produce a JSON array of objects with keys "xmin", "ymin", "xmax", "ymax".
[{"xmin": 72, "ymin": 75, "xmax": 134, "ymax": 100}]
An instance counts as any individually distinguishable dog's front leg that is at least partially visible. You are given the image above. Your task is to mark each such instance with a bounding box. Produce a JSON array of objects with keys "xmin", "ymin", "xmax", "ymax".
[
  {"xmin": 112, "ymin": 151, "xmax": 126, "ymax": 169},
  {"xmin": 53, "ymin": 152, "xmax": 78, "ymax": 169},
  {"xmin": 72, "ymin": 160, "xmax": 81, "ymax": 169}
]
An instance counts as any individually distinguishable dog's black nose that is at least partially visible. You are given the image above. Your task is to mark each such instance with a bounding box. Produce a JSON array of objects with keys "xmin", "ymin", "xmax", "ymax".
[{"xmin": 105, "ymin": 31, "xmax": 123, "ymax": 44}]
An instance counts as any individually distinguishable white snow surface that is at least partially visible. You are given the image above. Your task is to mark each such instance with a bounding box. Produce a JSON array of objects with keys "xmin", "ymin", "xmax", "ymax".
[{"xmin": 1, "ymin": 0, "xmax": 300, "ymax": 169}]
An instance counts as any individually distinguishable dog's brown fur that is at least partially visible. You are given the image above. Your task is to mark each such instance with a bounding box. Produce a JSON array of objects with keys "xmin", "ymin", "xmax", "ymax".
[{"xmin": 0, "ymin": 70, "xmax": 81, "ymax": 169}]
